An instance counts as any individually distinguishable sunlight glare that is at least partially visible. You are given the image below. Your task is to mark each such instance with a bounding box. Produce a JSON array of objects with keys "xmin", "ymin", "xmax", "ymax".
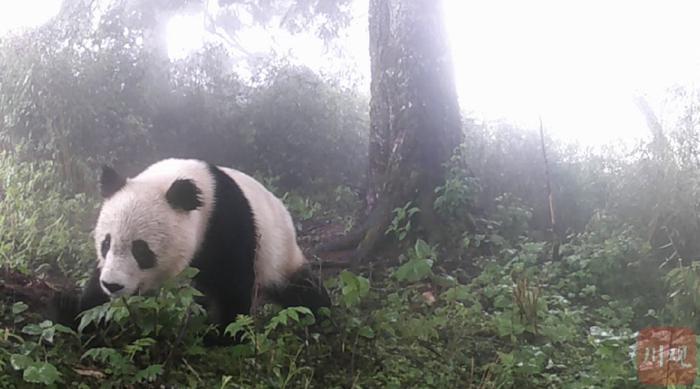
[
  {"xmin": 167, "ymin": 13, "xmax": 206, "ymax": 60},
  {"xmin": 443, "ymin": 0, "xmax": 700, "ymax": 146},
  {"xmin": 0, "ymin": 0, "xmax": 61, "ymax": 35}
]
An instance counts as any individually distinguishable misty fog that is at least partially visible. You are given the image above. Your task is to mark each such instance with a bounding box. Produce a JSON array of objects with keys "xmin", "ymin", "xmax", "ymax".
[{"xmin": 1, "ymin": 1, "xmax": 699, "ymax": 387}]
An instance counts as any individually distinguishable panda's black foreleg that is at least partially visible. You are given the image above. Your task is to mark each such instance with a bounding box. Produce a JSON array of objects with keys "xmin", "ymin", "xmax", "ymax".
[
  {"xmin": 265, "ymin": 265, "xmax": 331, "ymax": 316},
  {"xmin": 47, "ymin": 290, "xmax": 80, "ymax": 329},
  {"xmin": 198, "ymin": 277, "xmax": 254, "ymax": 346},
  {"xmin": 78, "ymin": 266, "xmax": 110, "ymax": 313},
  {"xmin": 48, "ymin": 266, "xmax": 108, "ymax": 331}
]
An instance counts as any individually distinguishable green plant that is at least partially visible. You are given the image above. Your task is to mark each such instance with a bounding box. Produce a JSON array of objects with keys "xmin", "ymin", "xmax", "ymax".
[
  {"xmin": 385, "ymin": 201, "xmax": 420, "ymax": 241},
  {"xmin": 70, "ymin": 268, "xmax": 208, "ymax": 386},
  {"xmin": 394, "ymin": 239, "xmax": 436, "ymax": 283},
  {"xmin": 0, "ymin": 149, "xmax": 95, "ymax": 277},
  {"xmin": 434, "ymin": 145, "xmax": 479, "ymax": 227},
  {"xmin": 513, "ymin": 277, "xmax": 541, "ymax": 334},
  {"xmin": 1, "ymin": 301, "xmax": 78, "ymax": 387},
  {"xmin": 491, "ymin": 193, "xmax": 533, "ymax": 242},
  {"xmin": 665, "ymin": 261, "xmax": 700, "ymax": 326},
  {"xmin": 331, "ymin": 270, "xmax": 370, "ymax": 308},
  {"xmin": 282, "ymin": 192, "xmax": 321, "ymax": 221}
]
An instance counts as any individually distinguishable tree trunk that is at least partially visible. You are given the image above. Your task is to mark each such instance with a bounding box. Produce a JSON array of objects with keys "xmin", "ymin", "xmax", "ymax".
[{"xmin": 322, "ymin": 0, "xmax": 462, "ymax": 258}]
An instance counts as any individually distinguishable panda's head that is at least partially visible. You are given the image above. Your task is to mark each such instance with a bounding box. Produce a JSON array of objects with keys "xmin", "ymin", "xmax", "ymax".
[{"xmin": 94, "ymin": 162, "xmax": 210, "ymax": 298}]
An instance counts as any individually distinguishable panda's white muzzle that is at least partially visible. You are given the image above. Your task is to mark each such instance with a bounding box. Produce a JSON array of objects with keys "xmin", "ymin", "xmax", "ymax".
[{"xmin": 99, "ymin": 259, "xmax": 138, "ymax": 298}]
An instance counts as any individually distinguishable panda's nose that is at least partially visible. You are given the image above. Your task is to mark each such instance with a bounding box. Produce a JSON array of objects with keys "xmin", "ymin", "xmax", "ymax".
[{"xmin": 102, "ymin": 281, "xmax": 125, "ymax": 294}]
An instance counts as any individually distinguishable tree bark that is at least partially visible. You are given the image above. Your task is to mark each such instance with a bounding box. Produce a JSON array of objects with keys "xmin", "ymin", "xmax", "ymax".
[{"xmin": 322, "ymin": 0, "xmax": 462, "ymax": 258}]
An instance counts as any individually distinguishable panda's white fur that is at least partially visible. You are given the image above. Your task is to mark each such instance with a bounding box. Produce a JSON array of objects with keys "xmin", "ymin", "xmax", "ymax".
[
  {"xmin": 95, "ymin": 159, "xmax": 304, "ymax": 297},
  {"xmin": 221, "ymin": 167, "xmax": 306, "ymax": 286},
  {"xmin": 222, "ymin": 168, "xmax": 305, "ymax": 285},
  {"xmin": 49, "ymin": 158, "xmax": 329, "ymax": 338},
  {"xmin": 96, "ymin": 159, "xmax": 214, "ymax": 295}
]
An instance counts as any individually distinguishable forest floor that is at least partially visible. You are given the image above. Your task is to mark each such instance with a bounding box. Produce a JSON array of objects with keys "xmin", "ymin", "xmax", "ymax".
[{"xmin": 0, "ymin": 269, "xmax": 58, "ymax": 329}]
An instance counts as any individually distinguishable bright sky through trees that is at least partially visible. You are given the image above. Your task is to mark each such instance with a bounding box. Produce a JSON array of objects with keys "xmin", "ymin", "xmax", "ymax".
[
  {"xmin": 3, "ymin": 1, "xmax": 700, "ymax": 146},
  {"xmin": 0, "ymin": 0, "xmax": 61, "ymax": 36},
  {"xmin": 443, "ymin": 0, "xmax": 700, "ymax": 147}
]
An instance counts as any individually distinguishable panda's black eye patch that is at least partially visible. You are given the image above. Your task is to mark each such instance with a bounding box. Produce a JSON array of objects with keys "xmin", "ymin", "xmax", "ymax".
[
  {"xmin": 101, "ymin": 234, "xmax": 111, "ymax": 258},
  {"xmin": 131, "ymin": 240, "xmax": 156, "ymax": 269}
]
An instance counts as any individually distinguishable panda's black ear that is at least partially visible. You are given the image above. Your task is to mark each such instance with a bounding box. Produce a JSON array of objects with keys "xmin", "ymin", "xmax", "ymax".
[
  {"xmin": 100, "ymin": 165, "xmax": 126, "ymax": 198},
  {"xmin": 166, "ymin": 179, "xmax": 203, "ymax": 211}
]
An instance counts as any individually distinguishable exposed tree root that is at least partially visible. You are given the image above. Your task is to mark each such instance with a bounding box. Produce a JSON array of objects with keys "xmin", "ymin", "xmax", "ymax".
[
  {"xmin": 314, "ymin": 223, "xmax": 368, "ymax": 253},
  {"xmin": 315, "ymin": 199, "xmax": 393, "ymax": 255},
  {"xmin": 350, "ymin": 203, "xmax": 393, "ymax": 261}
]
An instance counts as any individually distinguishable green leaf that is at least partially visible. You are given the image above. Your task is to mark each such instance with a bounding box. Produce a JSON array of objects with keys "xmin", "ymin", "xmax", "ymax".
[
  {"xmin": 287, "ymin": 309, "xmax": 299, "ymax": 322},
  {"xmin": 82, "ymin": 347, "xmax": 122, "ymax": 365},
  {"xmin": 294, "ymin": 306, "xmax": 312, "ymax": 316},
  {"xmin": 414, "ymin": 239, "xmax": 432, "ymax": 259},
  {"xmin": 493, "ymin": 294, "xmax": 511, "ymax": 309},
  {"xmin": 180, "ymin": 267, "xmax": 200, "ymax": 279},
  {"xmin": 10, "ymin": 354, "xmax": 32, "ymax": 370},
  {"xmin": 462, "ymin": 236, "xmax": 471, "ymax": 248},
  {"xmin": 266, "ymin": 306, "xmax": 312, "ymax": 333},
  {"xmin": 21, "ymin": 323, "xmax": 43, "ymax": 336},
  {"xmin": 134, "ymin": 364, "xmax": 163, "ymax": 383},
  {"xmin": 41, "ymin": 326, "xmax": 56, "ymax": 344},
  {"xmin": 394, "ymin": 258, "xmax": 434, "ymax": 283},
  {"xmin": 444, "ymin": 285, "xmax": 472, "ymax": 301},
  {"xmin": 78, "ymin": 303, "xmax": 110, "ymax": 332},
  {"xmin": 23, "ymin": 362, "xmax": 61, "ymax": 385},
  {"xmin": 339, "ymin": 270, "xmax": 370, "ymax": 306},
  {"xmin": 220, "ymin": 375, "xmax": 234, "ymax": 389},
  {"xmin": 225, "ymin": 315, "xmax": 254, "ymax": 338},
  {"xmin": 358, "ymin": 326, "xmax": 375, "ymax": 339},
  {"xmin": 493, "ymin": 312, "xmax": 525, "ymax": 337},
  {"xmin": 125, "ymin": 338, "xmax": 156, "ymax": 360},
  {"xmin": 53, "ymin": 323, "xmax": 77, "ymax": 336},
  {"xmin": 497, "ymin": 351, "xmax": 515, "ymax": 367},
  {"xmin": 340, "ymin": 270, "xmax": 356, "ymax": 285},
  {"xmin": 12, "ymin": 301, "xmax": 28, "ymax": 315}
]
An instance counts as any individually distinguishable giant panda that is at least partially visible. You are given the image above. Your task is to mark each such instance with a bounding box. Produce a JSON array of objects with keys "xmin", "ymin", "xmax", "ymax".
[{"xmin": 53, "ymin": 158, "xmax": 330, "ymax": 338}]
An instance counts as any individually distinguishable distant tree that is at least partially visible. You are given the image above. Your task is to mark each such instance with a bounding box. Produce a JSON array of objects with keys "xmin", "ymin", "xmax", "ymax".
[
  {"xmin": 635, "ymin": 95, "xmax": 668, "ymax": 157},
  {"xmin": 132, "ymin": 0, "xmax": 461, "ymax": 258},
  {"xmin": 0, "ymin": 0, "xmax": 364, "ymax": 191},
  {"xmin": 322, "ymin": 0, "xmax": 462, "ymax": 258}
]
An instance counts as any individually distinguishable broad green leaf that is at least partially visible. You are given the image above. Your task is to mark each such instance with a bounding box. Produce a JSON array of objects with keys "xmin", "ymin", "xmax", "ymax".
[
  {"xmin": 10, "ymin": 354, "xmax": 32, "ymax": 370},
  {"xmin": 443, "ymin": 285, "xmax": 472, "ymax": 301},
  {"xmin": 134, "ymin": 364, "xmax": 163, "ymax": 383},
  {"xmin": 414, "ymin": 239, "xmax": 432, "ymax": 259},
  {"xmin": 394, "ymin": 258, "xmax": 433, "ymax": 283},
  {"xmin": 23, "ymin": 362, "xmax": 61, "ymax": 385},
  {"xmin": 358, "ymin": 326, "xmax": 375, "ymax": 339},
  {"xmin": 12, "ymin": 301, "xmax": 28, "ymax": 315},
  {"xmin": 225, "ymin": 315, "xmax": 254, "ymax": 338},
  {"xmin": 21, "ymin": 324, "xmax": 43, "ymax": 336}
]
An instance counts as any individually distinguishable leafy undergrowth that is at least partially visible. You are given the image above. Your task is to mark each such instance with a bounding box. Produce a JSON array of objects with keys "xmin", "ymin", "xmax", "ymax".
[
  {"xmin": 0, "ymin": 148, "xmax": 689, "ymax": 388},
  {"xmin": 0, "ymin": 222, "xmax": 667, "ymax": 389}
]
